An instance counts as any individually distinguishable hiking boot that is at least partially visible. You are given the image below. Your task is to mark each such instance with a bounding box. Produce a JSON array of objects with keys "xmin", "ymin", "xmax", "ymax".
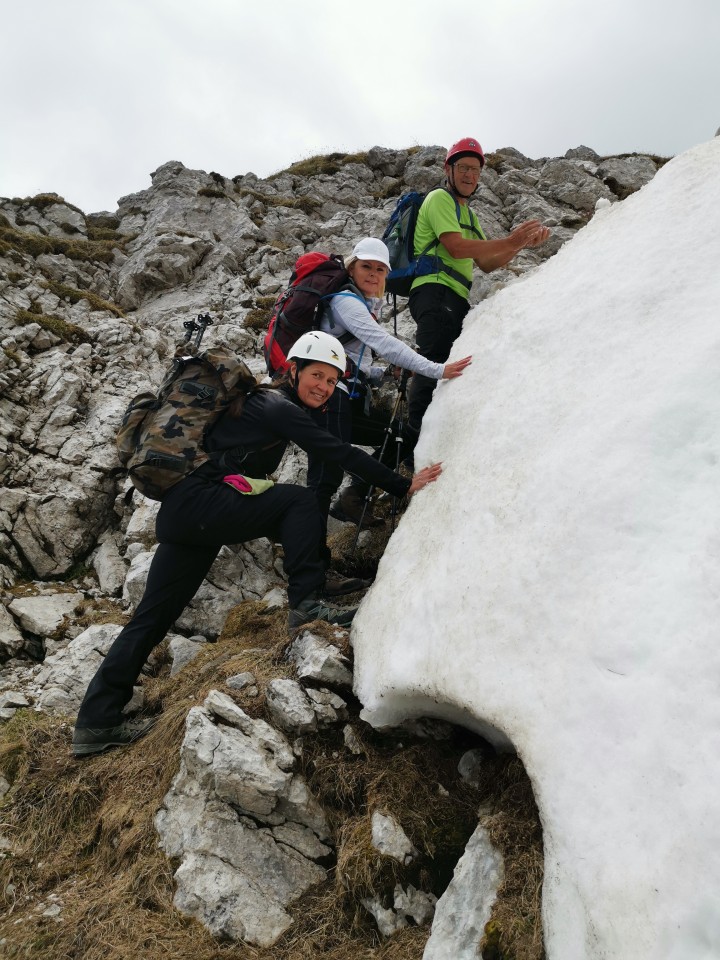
[
  {"xmin": 288, "ymin": 593, "xmax": 358, "ymax": 632},
  {"xmin": 329, "ymin": 487, "xmax": 384, "ymax": 528},
  {"xmin": 323, "ymin": 570, "xmax": 372, "ymax": 597},
  {"xmin": 72, "ymin": 717, "xmax": 157, "ymax": 758}
]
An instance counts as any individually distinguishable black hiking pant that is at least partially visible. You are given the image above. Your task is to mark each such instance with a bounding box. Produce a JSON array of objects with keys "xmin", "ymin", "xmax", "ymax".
[
  {"xmin": 76, "ymin": 473, "xmax": 325, "ymax": 728},
  {"xmin": 308, "ymin": 387, "xmax": 412, "ymax": 542},
  {"xmin": 407, "ymin": 283, "xmax": 469, "ymax": 433}
]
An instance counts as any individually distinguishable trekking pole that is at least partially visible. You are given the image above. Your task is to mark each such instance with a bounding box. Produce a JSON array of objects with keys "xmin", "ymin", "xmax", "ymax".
[
  {"xmin": 193, "ymin": 313, "xmax": 213, "ymax": 349},
  {"xmin": 390, "ymin": 369, "xmax": 411, "ymax": 532},
  {"xmin": 182, "ymin": 318, "xmax": 199, "ymax": 342},
  {"xmin": 350, "ymin": 373, "xmax": 407, "ymax": 556}
]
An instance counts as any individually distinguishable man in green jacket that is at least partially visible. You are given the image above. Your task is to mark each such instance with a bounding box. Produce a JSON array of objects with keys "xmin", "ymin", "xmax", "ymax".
[{"xmin": 407, "ymin": 136, "xmax": 551, "ymax": 437}]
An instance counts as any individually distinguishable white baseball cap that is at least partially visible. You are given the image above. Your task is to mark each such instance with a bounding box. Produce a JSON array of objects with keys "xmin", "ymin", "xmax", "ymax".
[{"xmin": 349, "ymin": 237, "xmax": 391, "ymax": 270}]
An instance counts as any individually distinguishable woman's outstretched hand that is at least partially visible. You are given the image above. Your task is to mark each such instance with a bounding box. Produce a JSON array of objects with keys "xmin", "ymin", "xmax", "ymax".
[
  {"xmin": 442, "ymin": 355, "xmax": 472, "ymax": 379},
  {"xmin": 408, "ymin": 462, "xmax": 442, "ymax": 495}
]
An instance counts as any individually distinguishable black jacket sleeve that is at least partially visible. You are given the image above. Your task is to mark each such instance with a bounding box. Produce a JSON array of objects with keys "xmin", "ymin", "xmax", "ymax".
[{"xmin": 265, "ymin": 392, "xmax": 412, "ymax": 499}]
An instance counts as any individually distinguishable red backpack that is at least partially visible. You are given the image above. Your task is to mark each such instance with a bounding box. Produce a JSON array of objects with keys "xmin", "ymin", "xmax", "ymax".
[{"xmin": 263, "ymin": 252, "xmax": 353, "ymax": 375}]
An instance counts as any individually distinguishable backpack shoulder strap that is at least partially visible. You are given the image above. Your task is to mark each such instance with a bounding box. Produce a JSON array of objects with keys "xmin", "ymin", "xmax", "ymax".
[
  {"xmin": 442, "ymin": 186, "xmax": 484, "ymax": 239},
  {"xmin": 320, "ymin": 283, "xmax": 367, "ymax": 344}
]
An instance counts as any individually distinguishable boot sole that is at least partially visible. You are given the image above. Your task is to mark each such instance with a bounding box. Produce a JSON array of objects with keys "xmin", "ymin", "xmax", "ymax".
[{"xmin": 73, "ymin": 740, "xmax": 127, "ymax": 757}]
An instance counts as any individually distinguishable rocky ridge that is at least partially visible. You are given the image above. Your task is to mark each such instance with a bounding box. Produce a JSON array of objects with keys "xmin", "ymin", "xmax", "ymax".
[{"xmin": 0, "ymin": 144, "xmax": 664, "ymax": 956}]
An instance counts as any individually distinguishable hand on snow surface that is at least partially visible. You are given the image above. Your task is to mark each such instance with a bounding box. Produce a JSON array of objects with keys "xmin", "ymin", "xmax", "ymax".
[
  {"xmin": 408, "ymin": 462, "xmax": 442, "ymax": 495},
  {"xmin": 442, "ymin": 355, "xmax": 473, "ymax": 379}
]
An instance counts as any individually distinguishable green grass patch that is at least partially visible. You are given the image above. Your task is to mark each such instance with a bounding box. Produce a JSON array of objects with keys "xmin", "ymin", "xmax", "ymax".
[
  {"xmin": 483, "ymin": 152, "xmax": 505, "ymax": 172},
  {"xmin": 0, "ymin": 214, "xmax": 131, "ymax": 264},
  {"xmin": 243, "ymin": 308, "xmax": 272, "ymax": 331},
  {"xmin": 236, "ymin": 186, "xmax": 322, "ymax": 213},
  {"xmin": 39, "ymin": 279, "xmax": 125, "ymax": 318},
  {"xmin": 243, "ymin": 294, "xmax": 278, "ymax": 331},
  {"xmin": 16, "ymin": 308, "xmax": 91, "ymax": 345},
  {"xmin": 88, "ymin": 215, "xmax": 121, "ymax": 230},
  {"xmin": 601, "ymin": 151, "xmax": 671, "ymax": 166},
  {"xmin": 86, "ymin": 225, "xmax": 125, "ymax": 242},
  {"xmin": 373, "ymin": 182, "xmax": 402, "ymax": 200},
  {"xmin": 12, "ymin": 193, "xmax": 85, "ymax": 217},
  {"xmin": 270, "ymin": 151, "xmax": 369, "ymax": 179},
  {"xmin": 3, "ymin": 346, "xmax": 22, "ymax": 364}
]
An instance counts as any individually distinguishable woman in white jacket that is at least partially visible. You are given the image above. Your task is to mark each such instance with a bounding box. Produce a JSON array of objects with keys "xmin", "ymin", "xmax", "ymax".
[{"xmin": 310, "ymin": 237, "xmax": 471, "ymax": 529}]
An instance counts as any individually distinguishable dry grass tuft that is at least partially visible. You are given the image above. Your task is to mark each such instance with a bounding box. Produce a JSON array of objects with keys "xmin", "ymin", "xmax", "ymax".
[
  {"xmin": 478, "ymin": 759, "xmax": 546, "ymax": 959},
  {"xmin": 70, "ymin": 596, "xmax": 130, "ymax": 631},
  {"xmin": 328, "ymin": 519, "xmax": 400, "ymax": 580}
]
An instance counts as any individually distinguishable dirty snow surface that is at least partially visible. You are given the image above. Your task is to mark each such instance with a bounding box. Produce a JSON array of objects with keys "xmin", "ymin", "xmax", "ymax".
[{"xmin": 353, "ymin": 138, "xmax": 720, "ymax": 960}]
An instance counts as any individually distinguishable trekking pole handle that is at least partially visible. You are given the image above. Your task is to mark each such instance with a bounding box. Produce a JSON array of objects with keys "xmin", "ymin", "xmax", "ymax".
[
  {"xmin": 183, "ymin": 319, "xmax": 199, "ymax": 342},
  {"xmin": 194, "ymin": 313, "xmax": 213, "ymax": 349}
]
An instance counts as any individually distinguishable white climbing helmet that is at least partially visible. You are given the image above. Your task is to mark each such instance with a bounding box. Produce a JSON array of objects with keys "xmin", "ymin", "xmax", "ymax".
[
  {"xmin": 287, "ymin": 331, "xmax": 347, "ymax": 375},
  {"xmin": 349, "ymin": 237, "xmax": 391, "ymax": 270}
]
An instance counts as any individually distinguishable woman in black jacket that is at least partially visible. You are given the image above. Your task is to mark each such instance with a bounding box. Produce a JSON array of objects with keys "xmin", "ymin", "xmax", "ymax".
[{"xmin": 72, "ymin": 331, "xmax": 441, "ymax": 756}]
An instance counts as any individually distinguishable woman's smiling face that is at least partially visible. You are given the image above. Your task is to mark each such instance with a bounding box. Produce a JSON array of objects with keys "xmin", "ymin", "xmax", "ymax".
[
  {"xmin": 291, "ymin": 361, "xmax": 339, "ymax": 408},
  {"xmin": 348, "ymin": 258, "xmax": 388, "ymax": 298}
]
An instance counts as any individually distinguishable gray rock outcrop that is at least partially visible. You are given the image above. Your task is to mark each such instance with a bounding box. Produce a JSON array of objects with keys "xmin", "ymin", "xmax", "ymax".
[
  {"xmin": 33, "ymin": 623, "xmax": 131, "ymax": 716},
  {"xmin": 287, "ymin": 629, "xmax": 353, "ymax": 687},
  {"xmin": 155, "ymin": 690, "xmax": 331, "ymax": 946},
  {"xmin": 423, "ymin": 824, "xmax": 505, "ymax": 960}
]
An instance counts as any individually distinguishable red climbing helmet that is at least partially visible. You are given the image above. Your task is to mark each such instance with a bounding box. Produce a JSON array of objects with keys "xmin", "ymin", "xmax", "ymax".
[{"xmin": 445, "ymin": 137, "xmax": 485, "ymax": 168}]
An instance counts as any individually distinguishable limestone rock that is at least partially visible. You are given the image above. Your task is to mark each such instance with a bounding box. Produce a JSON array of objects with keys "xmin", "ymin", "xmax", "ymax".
[
  {"xmin": 266, "ymin": 678, "xmax": 318, "ymax": 735},
  {"xmin": 0, "ymin": 604, "xmax": 24, "ymax": 657},
  {"xmin": 155, "ymin": 691, "xmax": 330, "ymax": 946},
  {"xmin": 287, "ymin": 630, "xmax": 353, "ymax": 688},
  {"xmin": 33, "ymin": 622, "xmax": 142, "ymax": 716},
  {"xmin": 8, "ymin": 592, "xmax": 82, "ymax": 637},
  {"xmin": 0, "ymin": 690, "xmax": 31, "ymax": 721},
  {"xmin": 122, "ymin": 542, "xmax": 276, "ymax": 640},
  {"xmin": 371, "ymin": 811, "xmax": 418, "ymax": 865},
  {"xmin": 457, "ymin": 749, "xmax": 485, "ymax": 788},
  {"xmin": 596, "ymin": 155, "xmax": 659, "ymax": 199},
  {"xmin": 169, "ymin": 635, "xmax": 205, "ymax": 676},
  {"xmin": 305, "ymin": 687, "xmax": 348, "ymax": 727},
  {"xmin": 91, "ymin": 534, "xmax": 127, "ymax": 595},
  {"xmin": 225, "ymin": 671, "xmax": 258, "ymax": 695},
  {"xmin": 423, "ymin": 825, "xmax": 504, "ymax": 960}
]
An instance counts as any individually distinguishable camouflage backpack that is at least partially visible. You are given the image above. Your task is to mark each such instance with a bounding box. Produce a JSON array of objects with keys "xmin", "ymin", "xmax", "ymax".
[{"xmin": 116, "ymin": 337, "xmax": 258, "ymax": 501}]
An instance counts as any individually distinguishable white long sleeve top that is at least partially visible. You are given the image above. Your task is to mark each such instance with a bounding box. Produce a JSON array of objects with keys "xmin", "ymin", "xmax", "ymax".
[{"xmin": 319, "ymin": 290, "xmax": 445, "ymax": 387}]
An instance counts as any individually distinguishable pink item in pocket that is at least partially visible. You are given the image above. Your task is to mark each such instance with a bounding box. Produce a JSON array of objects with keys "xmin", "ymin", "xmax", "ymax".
[{"xmin": 223, "ymin": 474, "xmax": 253, "ymax": 493}]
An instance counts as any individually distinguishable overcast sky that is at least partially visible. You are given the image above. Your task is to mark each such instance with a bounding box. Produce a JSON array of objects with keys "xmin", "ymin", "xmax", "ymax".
[{"xmin": 2, "ymin": 0, "xmax": 718, "ymax": 214}]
